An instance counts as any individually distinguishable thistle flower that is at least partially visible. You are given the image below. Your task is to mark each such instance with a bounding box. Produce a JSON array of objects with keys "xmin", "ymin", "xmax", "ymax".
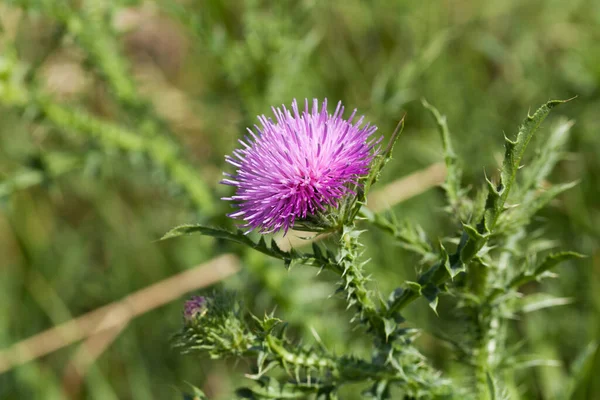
[
  {"xmin": 183, "ymin": 296, "xmax": 207, "ymax": 323},
  {"xmin": 222, "ymin": 99, "xmax": 380, "ymax": 234}
]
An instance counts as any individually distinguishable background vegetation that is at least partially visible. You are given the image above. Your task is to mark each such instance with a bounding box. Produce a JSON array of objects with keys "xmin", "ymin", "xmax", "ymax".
[{"xmin": 0, "ymin": 0, "xmax": 598, "ymax": 399}]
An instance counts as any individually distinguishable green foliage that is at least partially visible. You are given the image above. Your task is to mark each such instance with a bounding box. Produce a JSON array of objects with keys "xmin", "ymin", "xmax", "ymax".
[
  {"xmin": 176, "ymin": 292, "xmax": 451, "ymax": 399},
  {"xmin": 168, "ymin": 99, "xmax": 582, "ymax": 398},
  {"xmin": 384, "ymin": 100, "xmax": 573, "ymax": 318}
]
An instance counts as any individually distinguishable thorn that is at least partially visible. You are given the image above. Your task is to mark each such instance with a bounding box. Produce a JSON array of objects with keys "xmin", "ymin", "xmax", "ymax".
[
  {"xmin": 527, "ymin": 106, "xmax": 534, "ymax": 120},
  {"xmin": 548, "ymin": 96, "xmax": 578, "ymax": 108},
  {"xmin": 504, "ymin": 133, "xmax": 517, "ymax": 145}
]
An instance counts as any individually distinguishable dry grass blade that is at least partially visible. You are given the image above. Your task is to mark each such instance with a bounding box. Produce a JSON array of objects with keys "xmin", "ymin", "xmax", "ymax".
[
  {"xmin": 61, "ymin": 322, "xmax": 129, "ymax": 398},
  {"xmin": 0, "ymin": 254, "xmax": 240, "ymax": 374}
]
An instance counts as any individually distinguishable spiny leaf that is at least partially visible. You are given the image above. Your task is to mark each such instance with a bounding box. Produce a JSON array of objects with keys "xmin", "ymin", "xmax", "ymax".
[
  {"xmin": 441, "ymin": 244, "xmax": 465, "ymax": 279},
  {"xmin": 500, "ymin": 181, "xmax": 578, "ymax": 231},
  {"xmin": 385, "ymin": 99, "xmax": 572, "ymax": 316},
  {"xmin": 518, "ymin": 118, "xmax": 574, "ymax": 197},
  {"xmin": 422, "ymin": 284, "xmax": 440, "ymax": 315},
  {"xmin": 509, "ymin": 251, "xmax": 585, "ymax": 289},
  {"xmin": 482, "ymin": 98, "xmax": 575, "ymax": 233},
  {"xmin": 383, "ymin": 318, "xmax": 397, "ymax": 341},
  {"xmin": 422, "ymin": 98, "xmax": 464, "ymax": 217},
  {"xmin": 532, "ymin": 251, "xmax": 585, "ymax": 277},
  {"xmin": 162, "ymin": 224, "xmax": 247, "ymax": 243},
  {"xmin": 160, "ymin": 224, "xmax": 337, "ymax": 269}
]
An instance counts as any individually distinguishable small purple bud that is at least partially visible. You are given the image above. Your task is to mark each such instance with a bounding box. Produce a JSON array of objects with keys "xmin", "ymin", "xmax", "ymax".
[{"xmin": 183, "ymin": 296, "xmax": 207, "ymax": 323}]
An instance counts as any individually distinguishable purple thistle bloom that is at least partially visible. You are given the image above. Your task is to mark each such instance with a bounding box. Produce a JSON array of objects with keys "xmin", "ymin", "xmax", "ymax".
[
  {"xmin": 183, "ymin": 296, "xmax": 207, "ymax": 323},
  {"xmin": 222, "ymin": 99, "xmax": 380, "ymax": 234}
]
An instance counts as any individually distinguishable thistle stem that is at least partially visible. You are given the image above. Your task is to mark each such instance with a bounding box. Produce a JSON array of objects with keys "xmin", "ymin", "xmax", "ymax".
[
  {"xmin": 474, "ymin": 332, "xmax": 491, "ymax": 400},
  {"xmin": 338, "ymin": 225, "xmax": 387, "ymax": 339}
]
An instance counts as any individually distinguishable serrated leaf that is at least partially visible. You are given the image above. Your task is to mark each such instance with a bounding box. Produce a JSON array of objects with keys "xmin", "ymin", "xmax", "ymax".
[
  {"xmin": 422, "ymin": 284, "xmax": 440, "ymax": 315},
  {"xmin": 483, "ymin": 99, "xmax": 574, "ymax": 230},
  {"xmin": 509, "ymin": 251, "xmax": 585, "ymax": 289},
  {"xmin": 161, "ymin": 224, "xmax": 334, "ymax": 270},
  {"xmin": 532, "ymin": 251, "xmax": 585, "ymax": 277},
  {"xmin": 384, "ymin": 100, "xmax": 573, "ymax": 320},
  {"xmin": 422, "ymin": 98, "xmax": 464, "ymax": 218},
  {"xmin": 502, "ymin": 181, "xmax": 578, "ymax": 229},
  {"xmin": 161, "ymin": 224, "xmax": 237, "ymax": 241},
  {"xmin": 518, "ymin": 118, "xmax": 574, "ymax": 198},
  {"xmin": 441, "ymin": 243, "xmax": 465, "ymax": 279},
  {"xmin": 383, "ymin": 318, "xmax": 397, "ymax": 341}
]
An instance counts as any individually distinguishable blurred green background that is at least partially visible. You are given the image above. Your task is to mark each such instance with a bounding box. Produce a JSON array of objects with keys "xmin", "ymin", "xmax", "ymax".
[{"xmin": 0, "ymin": 0, "xmax": 599, "ymax": 399}]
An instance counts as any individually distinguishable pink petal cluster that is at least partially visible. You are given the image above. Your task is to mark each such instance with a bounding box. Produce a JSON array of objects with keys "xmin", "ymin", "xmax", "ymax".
[{"xmin": 222, "ymin": 99, "xmax": 379, "ymax": 234}]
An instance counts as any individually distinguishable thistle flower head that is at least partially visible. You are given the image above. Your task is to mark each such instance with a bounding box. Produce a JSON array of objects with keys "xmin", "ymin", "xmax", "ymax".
[
  {"xmin": 183, "ymin": 296, "xmax": 208, "ymax": 324},
  {"xmin": 222, "ymin": 99, "xmax": 380, "ymax": 234}
]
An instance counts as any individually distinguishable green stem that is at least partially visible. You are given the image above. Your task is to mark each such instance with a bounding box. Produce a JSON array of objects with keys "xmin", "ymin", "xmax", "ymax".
[
  {"xmin": 338, "ymin": 225, "xmax": 387, "ymax": 339},
  {"xmin": 472, "ymin": 275, "xmax": 492, "ymax": 399},
  {"xmin": 474, "ymin": 331, "xmax": 491, "ymax": 400}
]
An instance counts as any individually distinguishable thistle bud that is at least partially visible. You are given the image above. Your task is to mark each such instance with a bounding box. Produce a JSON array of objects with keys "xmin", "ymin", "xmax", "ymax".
[{"xmin": 183, "ymin": 296, "xmax": 207, "ymax": 324}]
